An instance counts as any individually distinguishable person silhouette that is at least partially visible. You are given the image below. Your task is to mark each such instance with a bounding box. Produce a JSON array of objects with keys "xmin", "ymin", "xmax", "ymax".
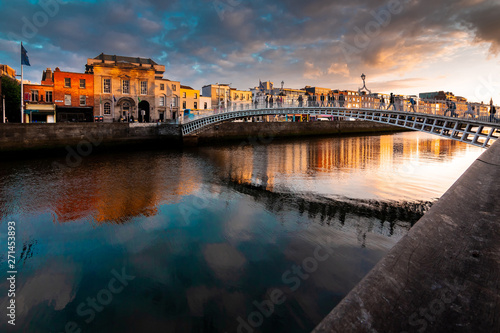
[{"xmin": 387, "ymin": 93, "xmax": 396, "ymax": 110}]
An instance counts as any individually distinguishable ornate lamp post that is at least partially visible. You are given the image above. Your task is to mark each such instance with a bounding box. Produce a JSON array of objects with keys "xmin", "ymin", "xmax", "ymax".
[
  {"xmin": 358, "ymin": 73, "xmax": 371, "ymax": 95},
  {"xmin": 358, "ymin": 73, "xmax": 372, "ymax": 108}
]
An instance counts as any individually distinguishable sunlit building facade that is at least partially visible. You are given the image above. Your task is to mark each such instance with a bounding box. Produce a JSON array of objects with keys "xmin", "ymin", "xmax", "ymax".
[{"xmin": 88, "ymin": 54, "xmax": 164, "ymax": 122}]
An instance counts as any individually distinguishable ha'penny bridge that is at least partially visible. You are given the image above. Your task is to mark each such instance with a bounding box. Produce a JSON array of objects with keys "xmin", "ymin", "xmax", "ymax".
[
  {"xmin": 180, "ymin": 101, "xmax": 500, "ymax": 332},
  {"xmin": 181, "ymin": 101, "xmax": 500, "ymax": 148}
]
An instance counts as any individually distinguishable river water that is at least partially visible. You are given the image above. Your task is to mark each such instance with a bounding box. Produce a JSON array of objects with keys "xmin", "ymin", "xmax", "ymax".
[{"xmin": 0, "ymin": 131, "xmax": 484, "ymax": 333}]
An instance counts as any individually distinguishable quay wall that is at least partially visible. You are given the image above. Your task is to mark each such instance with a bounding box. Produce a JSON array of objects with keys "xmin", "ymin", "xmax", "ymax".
[
  {"xmin": 312, "ymin": 139, "xmax": 500, "ymax": 333},
  {"xmin": 0, "ymin": 123, "xmax": 182, "ymax": 154},
  {"xmin": 197, "ymin": 121, "xmax": 402, "ymax": 143},
  {"xmin": 0, "ymin": 121, "xmax": 403, "ymax": 155}
]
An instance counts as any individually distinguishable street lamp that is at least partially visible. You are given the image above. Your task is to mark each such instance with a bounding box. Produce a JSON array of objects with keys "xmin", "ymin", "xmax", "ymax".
[{"xmin": 358, "ymin": 73, "xmax": 371, "ymax": 95}]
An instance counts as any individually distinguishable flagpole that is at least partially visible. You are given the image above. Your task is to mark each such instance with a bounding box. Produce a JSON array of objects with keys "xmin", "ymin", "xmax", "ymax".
[{"xmin": 20, "ymin": 42, "xmax": 24, "ymax": 124}]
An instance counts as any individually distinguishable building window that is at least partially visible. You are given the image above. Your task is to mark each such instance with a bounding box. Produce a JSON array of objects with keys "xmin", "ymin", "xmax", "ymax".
[
  {"xmin": 183, "ymin": 101, "xmax": 186, "ymax": 109},
  {"xmin": 172, "ymin": 98, "xmax": 177, "ymax": 107},
  {"xmin": 65, "ymin": 94, "xmax": 71, "ymax": 106},
  {"xmin": 204, "ymin": 102, "xmax": 207, "ymax": 109},
  {"xmin": 172, "ymin": 84, "xmax": 176, "ymax": 91},
  {"xmin": 80, "ymin": 95, "xmax": 86, "ymax": 106},
  {"xmin": 140, "ymin": 81, "xmax": 147, "ymax": 95},
  {"xmin": 64, "ymin": 78, "xmax": 71, "ymax": 88},
  {"xmin": 123, "ymin": 80, "xmax": 130, "ymax": 94},
  {"xmin": 159, "ymin": 96, "xmax": 165, "ymax": 106},
  {"xmin": 194, "ymin": 102, "xmax": 197, "ymax": 109},
  {"xmin": 194, "ymin": 93, "xmax": 198, "ymax": 99},
  {"xmin": 103, "ymin": 78, "xmax": 111, "ymax": 93},
  {"xmin": 182, "ymin": 92, "xmax": 186, "ymax": 98},
  {"xmin": 80, "ymin": 79, "xmax": 86, "ymax": 89},
  {"xmin": 104, "ymin": 102, "xmax": 111, "ymax": 115},
  {"xmin": 46, "ymin": 91, "xmax": 53, "ymax": 103},
  {"xmin": 31, "ymin": 90, "xmax": 39, "ymax": 102},
  {"xmin": 160, "ymin": 83, "xmax": 165, "ymax": 91}
]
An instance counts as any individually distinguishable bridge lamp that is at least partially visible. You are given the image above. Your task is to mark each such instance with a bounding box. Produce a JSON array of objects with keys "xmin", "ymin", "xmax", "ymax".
[{"xmin": 361, "ymin": 73, "xmax": 366, "ymax": 82}]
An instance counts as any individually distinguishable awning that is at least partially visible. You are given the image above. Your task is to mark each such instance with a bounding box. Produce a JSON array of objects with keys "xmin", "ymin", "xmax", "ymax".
[{"xmin": 24, "ymin": 109, "xmax": 55, "ymax": 114}]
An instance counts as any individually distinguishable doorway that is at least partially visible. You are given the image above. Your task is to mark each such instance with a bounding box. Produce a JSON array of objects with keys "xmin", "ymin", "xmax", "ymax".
[{"xmin": 138, "ymin": 101, "xmax": 150, "ymax": 123}]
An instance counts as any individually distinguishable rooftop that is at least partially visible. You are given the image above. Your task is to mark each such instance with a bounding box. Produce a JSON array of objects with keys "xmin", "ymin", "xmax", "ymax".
[{"xmin": 92, "ymin": 53, "xmax": 159, "ymax": 66}]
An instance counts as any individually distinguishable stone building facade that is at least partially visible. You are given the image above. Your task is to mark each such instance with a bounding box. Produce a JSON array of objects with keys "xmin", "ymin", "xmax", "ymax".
[
  {"xmin": 87, "ymin": 54, "xmax": 164, "ymax": 122},
  {"xmin": 155, "ymin": 78, "xmax": 180, "ymax": 121}
]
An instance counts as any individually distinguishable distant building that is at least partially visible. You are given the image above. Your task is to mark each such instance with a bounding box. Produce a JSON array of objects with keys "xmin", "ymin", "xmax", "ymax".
[
  {"xmin": 53, "ymin": 67, "xmax": 94, "ymax": 122},
  {"xmin": 88, "ymin": 53, "xmax": 164, "ymax": 122},
  {"xmin": 0, "ymin": 64, "xmax": 17, "ymax": 80},
  {"xmin": 155, "ymin": 78, "xmax": 180, "ymax": 121},
  {"xmin": 202, "ymin": 84, "xmax": 231, "ymax": 108},
  {"xmin": 304, "ymin": 86, "xmax": 332, "ymax": 96},
  {"xmin": 180, "ymin": 85, "xmax": 200, "ymax": 110},
  {"xmin": 229, "ymin": 88, "xmax": 252, "ymax": 104},
  {"xmin": 419, "ymin": 91, "xmax": 456, "ymax": 101},
  {"xmin": 200, "ymin": 96, "xmax": 212, "ymax": 111},
  {"xmin": 23, "ymin": 69, "xmax": 56, "ymax": 123}
]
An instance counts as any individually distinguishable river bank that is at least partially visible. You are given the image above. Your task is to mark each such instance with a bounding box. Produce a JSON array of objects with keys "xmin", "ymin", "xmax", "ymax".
[{"xmin": 0, "ymin": 121, "xmax": 404, "ymax": 157}]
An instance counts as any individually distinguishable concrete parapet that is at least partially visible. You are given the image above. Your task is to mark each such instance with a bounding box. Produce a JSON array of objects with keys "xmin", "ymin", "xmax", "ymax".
[{"xmin": 312, "ymin": 140, "xmax": 500, "ymax": 332}]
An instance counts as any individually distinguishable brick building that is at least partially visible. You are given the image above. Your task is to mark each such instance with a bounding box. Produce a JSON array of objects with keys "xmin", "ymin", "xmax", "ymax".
[
  {"xmin": 23, "ymin": 68, "xmax": 55, "ymax": 123},
  {"xmin": 53, "ymin": 67, "xmax": 94, "ymax": 122}
]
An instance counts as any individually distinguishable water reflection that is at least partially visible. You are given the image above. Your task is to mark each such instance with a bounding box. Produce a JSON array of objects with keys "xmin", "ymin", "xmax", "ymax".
[
  {"xmin": 0, "ymin": 131, "xmax": 485, "ymax": 333},
  {"xmin": 201, "ymin": 131, "xmax": 483, "ymax": 201}
]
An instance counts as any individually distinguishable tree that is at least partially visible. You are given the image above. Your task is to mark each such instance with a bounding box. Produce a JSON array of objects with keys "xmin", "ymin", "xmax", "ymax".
[{"xmin": 1, "ymin": 75, "xmax": 21, "ymax": 123}]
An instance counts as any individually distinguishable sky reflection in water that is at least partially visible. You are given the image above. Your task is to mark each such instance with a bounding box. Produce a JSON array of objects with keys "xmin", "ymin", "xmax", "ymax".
[{"xmin": 0, "ymin": 132, "xmax": 484, "ymax": 332}]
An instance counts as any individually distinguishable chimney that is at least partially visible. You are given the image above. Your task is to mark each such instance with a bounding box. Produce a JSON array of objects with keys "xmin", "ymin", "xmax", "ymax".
[{"xmin": 42, "ymin": 68, "xmax": 54, "ymax": 84}]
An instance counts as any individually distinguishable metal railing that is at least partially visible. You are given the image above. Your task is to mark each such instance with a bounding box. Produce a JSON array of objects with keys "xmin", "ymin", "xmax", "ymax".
[{"xmin": 179, "ymin": 98, "xmax": 500, "ymax": 125}]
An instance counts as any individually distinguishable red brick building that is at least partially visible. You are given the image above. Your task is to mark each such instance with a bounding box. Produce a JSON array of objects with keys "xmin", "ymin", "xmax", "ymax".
[
  {"xmin": 53, "ymin": 67, "xmax": 94, "ymax": 122},
  {"xmin": 23, "ymin": 68, "xmax": 55, "ymax": 123}
]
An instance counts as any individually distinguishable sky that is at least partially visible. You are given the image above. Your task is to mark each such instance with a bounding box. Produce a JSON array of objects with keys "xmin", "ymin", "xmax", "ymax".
[{"xmin": 1, "ymin": 0, "xmax": 500, "ymax": 102}]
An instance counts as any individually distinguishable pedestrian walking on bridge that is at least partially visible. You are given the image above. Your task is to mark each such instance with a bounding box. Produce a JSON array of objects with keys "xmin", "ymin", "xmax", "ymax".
[
  {"xmin": 409, "ymin": 97, "xmax": 417, "ymax": 112},
  {"xmin": 490, "ymin": 99, "xmax": 497, "ymax": 122},
  {"xmin": 387, "ymin": 93, "xmax": 396, "ymax": 110}
]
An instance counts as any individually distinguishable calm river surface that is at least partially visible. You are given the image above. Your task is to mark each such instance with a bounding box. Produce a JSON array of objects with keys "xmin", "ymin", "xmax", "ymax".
[{"xmin": 0, "ymin": 131, "xmax": 484, "ymax": 333}]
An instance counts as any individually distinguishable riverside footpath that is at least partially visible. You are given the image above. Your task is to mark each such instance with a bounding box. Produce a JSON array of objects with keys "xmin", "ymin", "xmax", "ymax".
[{"xmin": 313, "ymin": 140, "xmax": 500, "ymax": 332}]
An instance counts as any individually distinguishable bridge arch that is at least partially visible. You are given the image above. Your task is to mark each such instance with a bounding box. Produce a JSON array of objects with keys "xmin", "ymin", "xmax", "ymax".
[{"xmin": 181, "ymin": 107, "xmax": 500, "ymax": 148}]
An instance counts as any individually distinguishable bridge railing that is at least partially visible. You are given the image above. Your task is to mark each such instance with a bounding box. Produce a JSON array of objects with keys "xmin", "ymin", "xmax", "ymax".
[{"xmin": 180, "ymin": 98, "xmax": 500, "ymax": 125}]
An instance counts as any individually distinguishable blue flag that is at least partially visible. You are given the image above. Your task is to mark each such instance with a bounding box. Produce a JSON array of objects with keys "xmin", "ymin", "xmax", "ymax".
[{"xmin": 21, "ymin": 44, "xmax": 31, "ymax": 66}]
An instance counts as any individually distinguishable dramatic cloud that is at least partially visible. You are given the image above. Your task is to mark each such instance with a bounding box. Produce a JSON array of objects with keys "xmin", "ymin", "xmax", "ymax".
[{"xmin": 1, "ymin": 0, "xmax": 499, "ymax": 100}]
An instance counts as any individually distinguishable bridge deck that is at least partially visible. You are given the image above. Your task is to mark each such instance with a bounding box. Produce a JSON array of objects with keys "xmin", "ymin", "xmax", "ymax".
[{"xmin": 181, "ymin": 104, "xmax": 500, "ymax": 148}]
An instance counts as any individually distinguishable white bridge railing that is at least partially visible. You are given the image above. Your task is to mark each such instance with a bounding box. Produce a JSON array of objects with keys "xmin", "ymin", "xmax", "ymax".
[{"xmin": 180, "ymin": 102, "xmax": 500, "ymax": 148}]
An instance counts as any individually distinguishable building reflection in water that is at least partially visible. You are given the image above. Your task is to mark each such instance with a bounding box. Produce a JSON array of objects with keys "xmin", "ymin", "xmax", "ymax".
[
  {"xmin": 202, "ymin": 131, "xmax": 483, "ymax": 202},
  {"xmin": 0, "ymin": 153, "xmax": 203, "ymax": 224},
  {"xmin": 0, "ymin": 132, "xmax": 484, "ymax": 225}
]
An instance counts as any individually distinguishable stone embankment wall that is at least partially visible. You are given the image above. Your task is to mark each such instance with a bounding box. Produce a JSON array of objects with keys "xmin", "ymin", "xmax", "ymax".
[
  {"xmin": 197, "ymin": 121, "xmax": 402, "ymax": 143},
  {"xmin": 312, "ymin": 140, "xmax": 500, "ymax": 333},
  {"xmin": 0, "ymin": 123, "xmax": 181, "ymax": 153}
]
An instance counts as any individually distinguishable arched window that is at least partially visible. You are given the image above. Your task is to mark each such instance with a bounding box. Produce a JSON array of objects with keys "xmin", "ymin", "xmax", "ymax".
[
  {"xmin": 159, "ymin": 96, "xmax": 165, "ymax": 106},
  {"xmin": 104, "ymin": 102, "xmax": 111, "ymax": 115}
]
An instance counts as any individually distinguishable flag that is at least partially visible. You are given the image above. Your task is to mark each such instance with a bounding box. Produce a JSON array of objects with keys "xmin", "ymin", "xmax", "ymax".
[
  {"xmin": 113, "ymin": 95, "xmax": 117, "ymax": 103},
  {"xmin": 138, "ymin": 97, "xmax": 141, "ymax": 103},
  {"xmin": 21, "ymin": 43, "xmax": 31, "ymax": 66}
]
